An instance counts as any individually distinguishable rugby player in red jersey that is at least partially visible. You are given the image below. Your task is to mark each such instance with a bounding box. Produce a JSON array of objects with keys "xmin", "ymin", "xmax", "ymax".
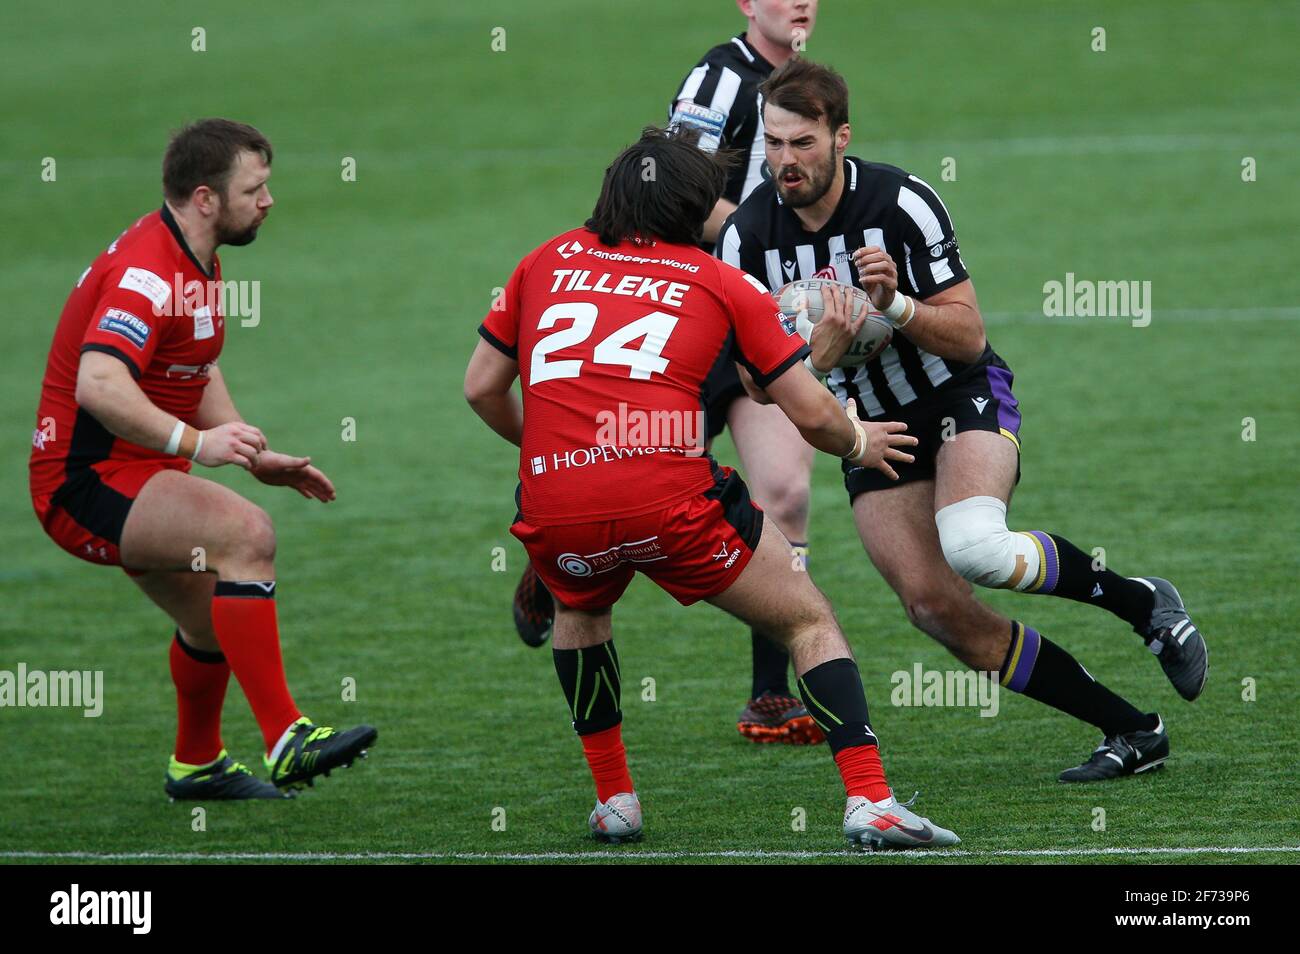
[
  {"xmin": 465, "ymin": 126, "xmax": 959, "ymax": 848},
  {"xmin": 30, "ymin": 119, "xmax": 376, "ymax": 800}
]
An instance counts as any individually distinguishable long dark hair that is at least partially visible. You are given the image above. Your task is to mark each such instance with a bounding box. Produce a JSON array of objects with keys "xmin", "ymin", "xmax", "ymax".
[{"xmin": 585, "ymin": 126, "xmax": 735, "ymax": 247}]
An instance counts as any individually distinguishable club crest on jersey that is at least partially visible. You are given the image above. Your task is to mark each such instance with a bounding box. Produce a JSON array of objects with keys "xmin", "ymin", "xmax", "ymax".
[
  {"xmin": 97, "ymin": 308, "xmax": 150, "ymax": 348},
  {"xmin": 557, "ymin": 240, "xmax": 584, "ymax": 260}
]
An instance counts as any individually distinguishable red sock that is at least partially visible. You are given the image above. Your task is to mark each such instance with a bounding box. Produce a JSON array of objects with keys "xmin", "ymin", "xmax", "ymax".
[
  {"xmin": 211, "ymin": 581, "xmax": 301, "ymax": 753},
  {"xmin": 834, "ymin": 744, "xmax": 892, "ymax": 802},
  {"xmin": 580, "ymin": 724, "xmax": 635, "ymax": 802},
  {"xmin": 169, "ymin": 632, "xmax": 230, "ymax": 765}
]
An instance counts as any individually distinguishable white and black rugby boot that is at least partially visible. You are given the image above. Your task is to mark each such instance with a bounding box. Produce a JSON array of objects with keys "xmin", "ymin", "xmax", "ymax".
[
  {"xmin": 1133, "ymin": 577, "xmax": 1208, "ymax": 701},
  {"xmin": 843, "ymin": 791, "xmax": 960, "ymax": 850},
  {"xmin": 1059, "ymin": 714, "xmax": 1169, "ymax": 782}
]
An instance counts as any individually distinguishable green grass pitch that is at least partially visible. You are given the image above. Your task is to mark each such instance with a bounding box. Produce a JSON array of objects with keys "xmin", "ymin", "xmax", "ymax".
[{"xmin": 1, "ymin": 0, "xmax": 1297, "ymax": 865}]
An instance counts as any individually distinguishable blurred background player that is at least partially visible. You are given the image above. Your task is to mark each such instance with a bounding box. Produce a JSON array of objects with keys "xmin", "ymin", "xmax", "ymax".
[
  {"xmin": 511, "ymin": 0, "xmax": 828, "ymax": 748},
  {"xmin": 29, "ymin": 119, "xmax": 377, "ymax": 800},
  {"xmin": 722, "ymin": 60, "xmax": 1208, "ymax": 782},
  {"xmin": 466, "ymin": 126, "xmax": 957, "ymax": 848}
]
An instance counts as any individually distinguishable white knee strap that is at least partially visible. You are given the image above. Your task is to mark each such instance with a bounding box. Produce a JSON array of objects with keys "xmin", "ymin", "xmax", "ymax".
[{"xmin": 935, "ymin": 496, "xmax": 1041, "ymax": 591}]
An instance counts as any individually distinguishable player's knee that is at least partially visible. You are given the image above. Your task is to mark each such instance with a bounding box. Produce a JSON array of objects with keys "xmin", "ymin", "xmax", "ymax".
[
  {"xmin": 935, "ymin": 495, "xmax": 1027, "ymax": 588},
  {"xmin": 752, "ymin": 482, "xmax": 810, "ymax": 538},
  {"xmin": 901, "ymin": 588, "xmax": 964, "ymax": 642},
  {"xmin": 224, "ymin": 505, "xmax": 276, "ymax": 566}
]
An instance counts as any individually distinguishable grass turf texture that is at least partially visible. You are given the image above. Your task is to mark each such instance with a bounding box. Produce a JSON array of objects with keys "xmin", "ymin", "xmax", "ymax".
[{"xmin": 1, "ymin": 0, "xmax": 1297, "ymax": 865}]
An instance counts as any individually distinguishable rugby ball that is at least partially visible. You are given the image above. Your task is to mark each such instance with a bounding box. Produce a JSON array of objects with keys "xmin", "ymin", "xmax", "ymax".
[{"xmin": 775, "ymin": 278, "xmax": 893, "ymax": 367}]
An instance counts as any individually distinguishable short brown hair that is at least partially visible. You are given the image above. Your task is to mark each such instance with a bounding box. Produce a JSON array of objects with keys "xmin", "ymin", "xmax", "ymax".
[
  {"xmin": 163, "ymin": 119, "xmax": 273, "ymax": 203},
  {"xmin": 760, "ymin": 58, "xmax": 849, "ymax": 133},
  {"xmin": 585, "ymin": 126, "xmax": 735, "ymax": 247}
]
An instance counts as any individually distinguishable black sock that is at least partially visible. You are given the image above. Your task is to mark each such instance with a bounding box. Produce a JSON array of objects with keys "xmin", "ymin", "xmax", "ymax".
[
  {"xmin": 1000, "ymin": 622, "xmax": 1152, "ymax": 736},
  {"xmin": 751, "ymin": 630, "xmax": 791, "ymax": 697},
  {"xmin": 1026, "ymin": 532, "xmax": 1154, "ymax": 629},
  {"xmin": 553, "ymin": 641, "xmax": 622, "ymax": 735},
  {"xmin": 796, "ymin": 658, "xmax": 879, "ymax": 755},
  {"xmin": 750, "ymin": 541, "xmax": 806, "ymax": 697}
]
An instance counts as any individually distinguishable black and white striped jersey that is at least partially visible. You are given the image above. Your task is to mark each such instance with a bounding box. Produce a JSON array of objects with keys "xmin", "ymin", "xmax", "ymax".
[
  {"xmin": 669, "ymin": 34, "xmax": 775, "ymax": 207},
  {"xmin": 718, "ymin": 156, "xmax": 995, "ymax": 417}
]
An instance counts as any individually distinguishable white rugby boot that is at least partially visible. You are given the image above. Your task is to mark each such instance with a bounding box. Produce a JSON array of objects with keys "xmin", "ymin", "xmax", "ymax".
[{"xmin": 843, "ymin": 791, "xmax": 960, "ymax": 849}]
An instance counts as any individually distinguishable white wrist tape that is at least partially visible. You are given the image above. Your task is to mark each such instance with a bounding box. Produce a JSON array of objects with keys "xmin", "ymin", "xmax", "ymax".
[
  {"xmin": 804, "ymin": 353, "xmax": 829, "ymax": 380},
  {"xmin": 883, "ymin": 293, "xmax": 915, "ymax": 328},
  {"xmin": 164, "ymin": 420, "xmax": 185, "ymax": 456},
  {"xmin": 190, "ymin": 431, "xmax": 204, "ymax": 461},
  {"xmin": 841, "ymin": 418, "xmax": 866, "ymax": 462}
]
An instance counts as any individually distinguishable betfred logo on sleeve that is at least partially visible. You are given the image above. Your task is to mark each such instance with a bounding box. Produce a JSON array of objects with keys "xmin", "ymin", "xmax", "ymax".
[
  {"xmin": 669, "ymin": 102, "xmax": 727, "ymax": 153},
  {"xmin": 97, "ymin": 308, "xmax": 151, "ymax": 348}
]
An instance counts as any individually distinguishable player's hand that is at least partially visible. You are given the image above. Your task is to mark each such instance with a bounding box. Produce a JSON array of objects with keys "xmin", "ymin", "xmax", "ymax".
[
  {"xmin": 845, "ymin": 398, "xmax": 917, "ymax": 480},
  {"xmin": 853, "ymin": 246, "xmax": 899, "ymax": 312},
  {"xmin": 195, "ymin": 422, "xmax": 268, "ymax": 470},
  {"xmin": 250, "ymin": 450, "xmax": 337, "ymax": 502},
  {"xmin": 808, "ymin": 282, "xmax": 867, "ymax": 373}
]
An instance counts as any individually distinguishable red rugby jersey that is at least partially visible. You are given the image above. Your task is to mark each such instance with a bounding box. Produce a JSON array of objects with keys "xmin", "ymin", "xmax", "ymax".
[
  {"xmin": 30, "ymin": 206, "xmax": 226, "ymax": 498},
  {"xmin": 479, "ymin": 227, "xmax": 807, "ymax": 526}
]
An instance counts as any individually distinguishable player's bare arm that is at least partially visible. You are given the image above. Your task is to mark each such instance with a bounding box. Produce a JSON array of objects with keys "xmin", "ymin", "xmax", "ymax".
[
  {"xmin": 853, "ymin": 245, "xmax": 987, "ymax": 364},
  {"xmin": 464, "ymin": 337, "xmax": 523, "ymax": 447},
  {"xmin": 75, "ymin": 350, "xmax": 266, "ymax": 468},
  {"xmin": 191, "ymin": 363, "xmax": 242, "ymax": 428}
]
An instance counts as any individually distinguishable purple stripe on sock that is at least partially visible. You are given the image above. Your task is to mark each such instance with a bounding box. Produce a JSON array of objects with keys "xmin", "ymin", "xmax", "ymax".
[
  {"xmin": 1007, "ymin": 625, "xmax": 1042, "ymax": 693},
  {"xmin": 987, "ymin": 364, "xmax": 1021, "ymax": 437},
  {"xmin": 1028, "ymin": 530, "xmax": 1059, "ymax": 593}
]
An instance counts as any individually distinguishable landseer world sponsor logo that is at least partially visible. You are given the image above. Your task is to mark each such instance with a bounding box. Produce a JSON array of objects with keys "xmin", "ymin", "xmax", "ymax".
[{"xmin": 555, "ymin": 237, "xmax": 702, "ymax": 273}]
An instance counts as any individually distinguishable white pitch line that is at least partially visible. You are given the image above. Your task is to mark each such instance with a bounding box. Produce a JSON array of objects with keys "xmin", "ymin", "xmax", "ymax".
[{"xmin": 2, "ymin": 845, "xmax": 1297, "ymax": 862}]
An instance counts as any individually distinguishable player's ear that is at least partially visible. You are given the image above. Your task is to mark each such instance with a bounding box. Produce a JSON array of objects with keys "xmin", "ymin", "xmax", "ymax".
[
  {"xmin": 191, "ymin": 184, "xmax": 218, "ymax": 217},
  {"xmin": 835, "ymin": 123, "xmax": 851, "ymax": 154}
]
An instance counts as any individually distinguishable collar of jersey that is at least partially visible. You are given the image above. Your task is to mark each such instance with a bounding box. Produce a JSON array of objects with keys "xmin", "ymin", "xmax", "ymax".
[{"xmin": 160, "ymin": 203, "xmax": 216, "ymax": 279}]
